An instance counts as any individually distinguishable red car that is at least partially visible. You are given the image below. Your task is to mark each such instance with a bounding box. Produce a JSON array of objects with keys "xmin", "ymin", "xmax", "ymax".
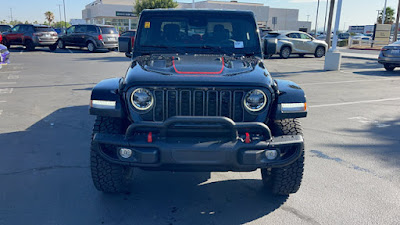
[{"xmin": 2, "ymin": 24, "xmax": 58, "ymax": 51}]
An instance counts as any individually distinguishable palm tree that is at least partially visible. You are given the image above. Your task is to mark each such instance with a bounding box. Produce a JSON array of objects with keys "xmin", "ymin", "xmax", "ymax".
[
  {"xmin": 378, "ymin": 7, "xmax": 395, "ymax": 24},
  {"xmin": 44, "ymin": 11, "xmax": 55, "ymax": 25}
]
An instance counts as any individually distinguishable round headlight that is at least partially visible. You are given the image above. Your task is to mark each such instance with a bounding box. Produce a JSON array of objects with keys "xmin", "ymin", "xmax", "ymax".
[
  {"xmin": 243, "ymin": 89, "xmax": 267, "ymax": 112},
  {"xmin": 131, "ymin": 88, "xmax": 154, "ymax": 111}
]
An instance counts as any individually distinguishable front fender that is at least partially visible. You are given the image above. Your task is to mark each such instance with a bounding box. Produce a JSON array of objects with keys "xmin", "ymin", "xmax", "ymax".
[
  {"xmin": 90, "ymin": 78, "xmax": 125, "ymax": 118},
  {"xmin": 272, "ymin": 79, "xmax": 307, "ymax": 120}
]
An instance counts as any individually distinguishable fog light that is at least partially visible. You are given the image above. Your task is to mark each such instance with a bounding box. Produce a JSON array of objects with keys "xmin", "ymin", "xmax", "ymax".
[
  {"xmin": 265, "ymin": 150, "xmax": 278, "ymax": 160},
  {"xmin": 119, "ymin": 148, "xmax": 132, "ymax": 159}
]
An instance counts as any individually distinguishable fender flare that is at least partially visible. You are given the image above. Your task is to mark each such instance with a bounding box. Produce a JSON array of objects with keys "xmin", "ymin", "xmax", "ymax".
[
  {"xmin": 272, "ymin": 79, "xmax": 307, "ymax": 120},
  {"xmin": 90, "ymin": 78, "xmax": 125, "ymax": 118}
]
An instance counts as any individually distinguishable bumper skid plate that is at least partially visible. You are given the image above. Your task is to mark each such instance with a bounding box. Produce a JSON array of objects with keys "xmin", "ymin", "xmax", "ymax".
[{"xmin": 92, "ymin": 116, "xmax": 304, "ymax": 171}]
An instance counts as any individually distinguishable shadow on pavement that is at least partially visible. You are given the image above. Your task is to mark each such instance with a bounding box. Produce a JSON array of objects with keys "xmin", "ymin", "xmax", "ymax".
[
  {"xmin": 75, "ymin": 56, "xmax": 131, "ymax": 62},
  {"xmin": 7, "ymin": 46, "xmax": 112, "ymax": 54},
  {"xmin": 0, "ymin": 105, "xmax": 288, "ymax": 225},
  {"xmin": 341, "ymin": 60, "xmax": 380, "ymax": 70},
  {"xmin": 353, "ymin": 70, "xmax": 400, "ymax": 77},
  {"xmin": 329, "ymin": 117, "xmax": 400, "ymax": 167}
]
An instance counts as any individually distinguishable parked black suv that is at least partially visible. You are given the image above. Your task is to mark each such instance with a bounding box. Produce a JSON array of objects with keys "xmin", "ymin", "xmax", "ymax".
[
  {"xmin": 89, "ymin": 9, "xmax": 308, "ymax": 195},
  {"xmin": 2, "ymin": 24, "xmax": 58, "ymax": 51},
  {"xmin": 57, "ymin": 24, "xmax": 119, "ymax": 52}
]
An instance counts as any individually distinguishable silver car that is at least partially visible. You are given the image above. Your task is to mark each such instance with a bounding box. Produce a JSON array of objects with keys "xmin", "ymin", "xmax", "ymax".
[
  {"xmin": 264, "ymin": 31, "xmax": 328, "ymax": 59},
  {"xmin": 378, "ymin": 41, "xmax": 400, "ymax": 71}
]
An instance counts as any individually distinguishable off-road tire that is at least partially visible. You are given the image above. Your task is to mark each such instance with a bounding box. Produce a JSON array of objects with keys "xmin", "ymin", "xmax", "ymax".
[
  {"xmin": 57, "ymin": 40, "xmax": 66, "ymax": 49},
  {"xmin": 280, "ymin": 46, "xmax": 291, "ymax": 59},
  {"xmin": 87, "ymin": 41, "xmax": 96, "ymax": 53},
  {"xmin": 314, "ymin": 46, "xmax": 325, "ymax": 58},
  {"xmin": 25, "ymin": 40, "xmax": 35, "ymax": 51},
  {"xmin": 90, "ymin": 116, "xmax": 132, "ymax": 193},
  {"xmin": 384, "ymin": 64, "xmax": 395, "ymax": 71},
  {"xmin": 262, "ymin": 119, "xmax": 304, "ymax": 195}
]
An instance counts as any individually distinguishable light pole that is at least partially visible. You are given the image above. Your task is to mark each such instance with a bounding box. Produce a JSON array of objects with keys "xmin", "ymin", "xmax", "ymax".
[
  {"xmin": 326, "ymin": 0, "xmax": 335, "ymax": 48},
  {"xmin": 331, "ymin": 0, "xmax": 344, "ymax": 52},
  {"xmin": 394, "ymin": 0, "xmax": 400, "ymax": 42},
  {"xmin": 382, "ymin": 0, "xmax": 388, "ymax": 24},
  {"xmin": 57, "ymin": 4, "xmax": 62, "ymax": 24},
  {"xmin": 307, "ymin": 15, "xmax": 310, "ymax": 22},
  {"xmin": 10, "ymin": 8, "xmax": 13, "ymax": 23},
  {"xmin": 324, "ymin": 0, "xmax": 329, "ymax": 34},
  {"xmin": 63, "ymin": 0, "xmax": 67, "ymax": 29},
  {"xmin": 314, "ymin": 0, "xmax": 320, "ymax": 37}
]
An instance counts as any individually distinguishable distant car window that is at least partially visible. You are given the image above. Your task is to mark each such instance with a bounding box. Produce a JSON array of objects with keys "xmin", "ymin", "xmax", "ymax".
[
  {"xmin": 121, "ymin": 31, "xmax": 135, "ymax": 37},
  {"xmin": 66, "ymin": 26, "xmax": 75, "ymax": 34},
  {"xmin": 300, "ymin": 33, "xmax": 312, "ymax": 40},
  {"xmin": 34, "ymin": 27, "xmax": 54, "ymax": 32},
  {"xmin": 287, "ymin": 33, "xmax": 301, "ymax": 39},
  {"xmin": 87, "ymin": 26, "xmax": 97, "ymax": 33},
  {"xmin": 0, "ymin": 25, "xmax": 11, "ymax": 33},
  {"xmin": 265, "ymin": 33, "xmax": 280, "ymax": 38},
  {"xmin": 100, "ymin": 27, "xmax": 118, "ymax": 34},
  {"xmin": 75, "ymin": 25, "xmax": 87, "ymax": 33},
  {"xmin": 11, "ymin": 25, "xmax": 20, "ymax": 32}
]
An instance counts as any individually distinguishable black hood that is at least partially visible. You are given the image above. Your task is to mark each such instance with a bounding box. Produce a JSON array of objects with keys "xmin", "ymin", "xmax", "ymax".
[{"xmin": 123, "ymin": 54, "xmax": 273, "ymax": 88}]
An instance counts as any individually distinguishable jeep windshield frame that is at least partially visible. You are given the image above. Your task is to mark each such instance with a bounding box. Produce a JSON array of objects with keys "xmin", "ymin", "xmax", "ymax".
[{"xmin": 133, "ymin": 10, "xmax": 262, "ymax": 58}]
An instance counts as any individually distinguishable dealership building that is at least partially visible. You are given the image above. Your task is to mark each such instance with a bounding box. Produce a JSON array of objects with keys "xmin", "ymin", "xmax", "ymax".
[{"xmin": 82, "ymin": 0, "xmax": 311, "ymax": 32}]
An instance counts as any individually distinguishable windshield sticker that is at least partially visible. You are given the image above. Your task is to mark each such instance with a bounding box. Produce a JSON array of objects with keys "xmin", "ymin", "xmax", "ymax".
[
  {"xmin": 234, "ymin": 41, "xmax": 244, "ymax": 49},
  {"xmin": 144, "ymin": 22, "xmax": 151, "ymax": 29}
]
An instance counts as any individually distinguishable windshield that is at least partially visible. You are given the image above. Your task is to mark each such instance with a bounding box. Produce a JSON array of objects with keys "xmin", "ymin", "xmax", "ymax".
[
  {"xmin": 137, "ymin": 14, "xmax": 260, "ymax": 55},
  {"xmin": 34, "ymin": 27, "xmax": 54, "ymax": 32},
  {"xmin": 100, "ymin": 27, "xmax": 118, "ymax": 34}
]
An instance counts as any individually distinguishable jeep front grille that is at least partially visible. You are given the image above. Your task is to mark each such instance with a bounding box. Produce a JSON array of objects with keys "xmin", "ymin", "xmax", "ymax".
[{"xmin": 135, "ymin": 88, "xmax": 262, "ymax": 122}]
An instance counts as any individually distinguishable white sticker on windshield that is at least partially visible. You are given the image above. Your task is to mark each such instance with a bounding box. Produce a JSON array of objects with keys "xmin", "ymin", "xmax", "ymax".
[{"xmin": 234, "ymin": 41, "xmax": 244, "ymax": 49}]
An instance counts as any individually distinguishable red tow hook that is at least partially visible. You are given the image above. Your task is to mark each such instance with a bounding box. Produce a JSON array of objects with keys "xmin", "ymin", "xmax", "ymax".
[
  {"xmin": 245, "ymin": 132, "xmax": 251, "ymax": 144},
  {"xmin": 147, "ymin": 132, "xmax": 153, "ymax": 143}
]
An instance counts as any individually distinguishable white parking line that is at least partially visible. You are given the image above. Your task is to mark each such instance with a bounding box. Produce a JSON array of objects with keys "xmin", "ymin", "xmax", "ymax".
[
  {"xmin": 309, "ymin": 97, "xmax": 400, "ymax": 108},
  {"xmin": 0, "ymin": 88, "xmax": 13, "ymax": 94},
  {"xmin": 0, "ymin": 110, "xmax": 3, "ymax": 116},
  {"xmin": 298, "ymin": 78, "xmax": 398, "ymax": 86},
  {"xmin": 7, "ymin": 75, "xmax": 19, "ymax": 79},
  {"xmin": 0, "ymin": 71, "xmax": 21, "ymax": 74},
  {"xmin": 0, "ymin": 100, "xmax": 6, "ymax": 103},
  {"xmin": 0, "ymin": 82, "xmax": 17, "ymax": 85}
]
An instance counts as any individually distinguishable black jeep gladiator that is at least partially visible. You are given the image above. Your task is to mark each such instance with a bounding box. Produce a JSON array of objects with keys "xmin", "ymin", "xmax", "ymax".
[{"xmin": 89, "ymin": 9, "xmax": 307, "ymax": 195}]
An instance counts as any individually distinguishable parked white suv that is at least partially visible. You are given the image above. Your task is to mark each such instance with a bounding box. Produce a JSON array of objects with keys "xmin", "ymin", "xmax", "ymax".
[{"xmin": 264, "ymin": 31, "xmax": 328, "ymax": 59}]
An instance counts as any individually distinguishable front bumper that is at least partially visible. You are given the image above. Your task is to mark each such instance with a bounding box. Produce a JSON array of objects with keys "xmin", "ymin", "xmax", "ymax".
[{"xmin": 92, "ymin": 116, "xmax": 304, "ymax": 171}]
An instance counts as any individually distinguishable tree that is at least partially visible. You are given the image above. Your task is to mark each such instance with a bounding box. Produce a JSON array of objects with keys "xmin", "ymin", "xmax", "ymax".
[
  {"xmin": 134, "ymin": 0, "xmax": 178, "ymax": 15},
  {"xmin": 44, "ymin": 11, "xmax": 55, "ymax": 25},
  {"xmin": 53, "ymin": 21, "xmax": 70, "ymax": 28},
  {"xmin": 378, "ymin": 7, "xmax": 395, "ymax": 24}
]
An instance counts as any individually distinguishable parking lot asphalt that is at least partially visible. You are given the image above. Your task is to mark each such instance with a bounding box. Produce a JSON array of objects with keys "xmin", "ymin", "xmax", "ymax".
[{"xmin": 0, "ymin": 47, "xmax": 399, "ymax": 225}]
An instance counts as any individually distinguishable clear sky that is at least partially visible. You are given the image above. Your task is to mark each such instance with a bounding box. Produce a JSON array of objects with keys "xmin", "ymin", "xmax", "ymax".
[{"xmin": 0, "ymin": 0, "xmax": 398, "ymax": 31}]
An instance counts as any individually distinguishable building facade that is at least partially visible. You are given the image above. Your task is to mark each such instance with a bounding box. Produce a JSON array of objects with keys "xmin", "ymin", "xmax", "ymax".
[
  {"xmin": 82, "ymin": 0, "xmax": 311, "ymax": 32},
  {"xmin": 178, "ymin": 1, "xmax": 311, "ymax": 31},
  {"xmin": 82, "ymin": 0, "xmax": 138, "ymax": 31}
]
